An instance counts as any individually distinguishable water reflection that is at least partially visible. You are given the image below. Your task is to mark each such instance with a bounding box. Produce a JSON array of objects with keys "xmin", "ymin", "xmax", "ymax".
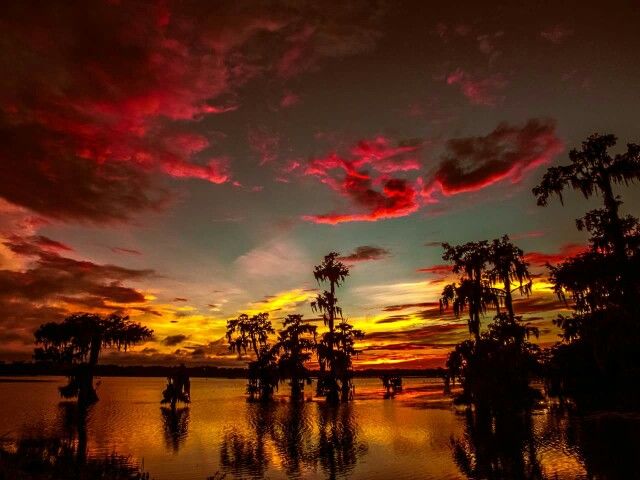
[
  {"xmin": 220, "ymin": 401, "xmax": 367, "ymax": 479},
  {"xmin": 452, "ymin": 408, "xmax": 543, "ymax": 480},
  {"xmin": 160, "ymin": 407, "xmax": 190, "ymax": 452},
  {"xmin": 564, "ymin": 411, "xmax": 640, "ymax": 479},
  {"xmin": 0, "ymin": 402, "xmax": 147, "ymax": 479}
]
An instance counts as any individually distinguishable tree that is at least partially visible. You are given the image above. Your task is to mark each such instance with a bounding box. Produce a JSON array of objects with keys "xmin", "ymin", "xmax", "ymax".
[
  {"xmin": 226, "ymin": 312, "xmax": 278, "ymax": 401},
  {"xmin": 311, "ymin": 252, "xmax": 351, "ymax": 402},
  {"xmin": 533, "ymin": 133, "xmax": 640, "ymax": 407},
  {"xmin": 275, "ymin": 314, "xmax": 317, "ymax": 398},
  {"xmin": 334, "ymin": 320, "xmax": 364, "ymax": 401},
  {"xmin": 488, "ymin": 235, "xmax": 532, "ymax": 320},
  {"xmin": 441, "ymin": 238, "xmax": 540, "ymax": 413},
  {"xmin": 34, "ymin": 312, "xmax": 152, "ymax": 405},
  {"xmin": 533, "ymin": 133, "xmax": 640, "ymax": 308},
  {"xmin": 440, "ymin": 241, "xmax": 495, "ymax": 342}
]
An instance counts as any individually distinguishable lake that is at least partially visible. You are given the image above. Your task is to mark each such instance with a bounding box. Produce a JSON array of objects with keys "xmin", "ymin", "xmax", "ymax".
[{"xmin": 0, "ymin": 376, "xmax": 637, "ymax": 479}]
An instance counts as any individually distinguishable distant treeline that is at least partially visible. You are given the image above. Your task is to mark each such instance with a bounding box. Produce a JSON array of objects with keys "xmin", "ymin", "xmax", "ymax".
[{"xmin": 0, "ymin": 361, "xmax": 445, "ymax": 379}]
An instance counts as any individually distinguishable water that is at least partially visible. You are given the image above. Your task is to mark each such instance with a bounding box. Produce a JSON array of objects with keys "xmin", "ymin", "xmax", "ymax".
[{"xmin": 0, "ymin": 376, "xmax": 637, "ymax": 479}]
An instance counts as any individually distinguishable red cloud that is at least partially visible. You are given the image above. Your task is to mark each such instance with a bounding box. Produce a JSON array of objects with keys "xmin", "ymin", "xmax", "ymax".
[
  {"xmin": 446, "ymin": 69, "xmax": 508, "ymax": 106},
  {"xmin": 280, "ymin": 91, "xmax": 301, "ymax": 108},
  {"xmin": 1, "ymin": 2, "xmax": 383, "ymax": 223},
  {"xmin": 111, "ymin": 247, "xmax": 142, "ymax": 256},
  {"xmin": 417, "ymin": 264, "xmax": 451, "ymax": 276},
  {"xmin": 248, "ymin": 126, "xmax": 280, "ymax": 165},
  {"xmin": 540, "ymin": 25, "xmax": 573, "ymax": 44},
  {"xmin": 303, "ymin": 136, "xmax": 423, "ymax": 224},
  {"xmin": 425, "ymin": 119, "xmax": 563, "ymax": 198},
  {"xmin": 525, "ymin": 243, "xmax": 588, "ymax": 267}
]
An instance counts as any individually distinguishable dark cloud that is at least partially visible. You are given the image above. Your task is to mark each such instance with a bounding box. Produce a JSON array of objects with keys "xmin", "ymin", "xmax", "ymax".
[
  {"xmin": 0, "ymin": 235, "xmax": 155, "ymax": 348},
  {"xmin": 339, "ymin": 245, "xmax": 390, "ymax": 262},
  {"xmin": 163, "ymin": 334, "xmax": 189, "ymax": 347},
  {"xmin": 425, "ymin": 119, "xmax": 563, "ymax": 198},
  {"xmin": 111, "ymin": 247, "xmax": 142, "ymax": 256},
  {"xmin": 382, "ymin": 302, "xmax": 440, "ymax": 312},
  {"xmin": 0, "ymin": 1, "xmax": 385, "ymax": 223}
]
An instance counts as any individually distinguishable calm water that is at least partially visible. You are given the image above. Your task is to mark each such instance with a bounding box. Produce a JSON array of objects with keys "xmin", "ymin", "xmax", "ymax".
[{"xmin": 0, "ymin": 376, "xmax": 637, "ymax": 479}]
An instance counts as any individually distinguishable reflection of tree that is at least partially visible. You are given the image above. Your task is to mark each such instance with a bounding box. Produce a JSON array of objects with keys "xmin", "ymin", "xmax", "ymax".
[
  {"xmin": 452, "ymin": 408, "xmax": 543, "ymax": 480},
  {"xmin": 565, "ymin": 413, "xmax": 640, "ymax": 479},
  {"xmin": 316, "ymin": 403, "xmax": 367, "ymax": 480},
  {"xmin": 219, "ymin": 401, "xmax": 367, "ymax": 479},
  {"xmin": 220, "ymin": 403, "xmax": 272, "ymax": 478},
  {"xmin": 0, "ymin": 402, "xmax": 146, "ymax": 479},
  {"xmin": 270, "ymin": 401, "xmax": 315, "ymax": 477},
  {"xmin": 160, "ymin": 407, "xmax": 189, "ymax": 452}
]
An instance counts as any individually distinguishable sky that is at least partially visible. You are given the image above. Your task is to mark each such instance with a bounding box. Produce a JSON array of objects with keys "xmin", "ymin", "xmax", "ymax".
[{"xmin": 1, "ymin": 0, "xmax": 639, "ymax": 369}]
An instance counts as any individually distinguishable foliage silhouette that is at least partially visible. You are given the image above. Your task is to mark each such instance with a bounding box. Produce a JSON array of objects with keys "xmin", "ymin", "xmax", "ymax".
[
  {"xmin": 161, "ymin": 363, "xmax": 191, "ymax": 408},
  {"xmin": 312, "ymin": 252, "xmax": 362, "ymax": 402},
  {"xmin": 274, "ymin": 314, "xmax": 317, "ymax": 398},
  {"xmin": 534, "ymin": 133, "xmax": 640, "ymax": 408},
  {"xmin": 226, "ymin": 312, "xmax": 279, "ymax": 401},
  {"xmin": 442, "ymin": 237, "xmax": 540, "ymax": 413},
  {"xmin": 34, "ymin": 313, "xmax": 152, "ymax": 405}
]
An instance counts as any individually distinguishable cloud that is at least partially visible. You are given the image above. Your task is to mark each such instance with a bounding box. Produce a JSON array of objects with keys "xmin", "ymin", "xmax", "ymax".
[
  {"xmin": 540, "ymin": 25, "xmax": 573, "ymax": 44},
  {"xmin": 446, "ymin": 69, "xmax": 508, "ymax": 106},
  {"xmin": 416, "ymin": 264, "xmax": 451, "ymax": 276},
  {"xmin": 524, "ymin": 243, "xmax": 587, "ymax": 267},
  {"xmin": 0, "ymin": 2, "xmax": 385, "ymax": 223},
  {"xmin": 248, "ymin": 126, "xmax": 280, "ymax": 165},
  {"xmin": 0, "ymin": 235, "xmax": 156, "ymax": 341},
  {"xmin": 280, "ymin": 91, "xmax": 300, "ymax": 108},
  {"xmin": 162, "ymin": 334, "xmax": 189, "ymax": 347},
  {"xmin": 339, "ymin": 246, "xmax": 391, "ymax": 262},
  {"xmin": 111, "ymin": 247, "xmax": 142, "ymax": 256},
  {"xmin": 381, "ymin": 301, "xmax": 440, "ymax": 312},
  {"xmin": 425, "ymin": 119, "xmax": 563, "ymax": 198},
  {"xmin": 302, "ymin": 136, "xmax": 423, "ymax": 224}
]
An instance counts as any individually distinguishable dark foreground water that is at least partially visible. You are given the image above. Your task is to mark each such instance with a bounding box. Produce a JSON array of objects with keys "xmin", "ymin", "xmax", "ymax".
[{"xmin": 0, "ymin": 376, "xmax": 638, "ymax": 479}]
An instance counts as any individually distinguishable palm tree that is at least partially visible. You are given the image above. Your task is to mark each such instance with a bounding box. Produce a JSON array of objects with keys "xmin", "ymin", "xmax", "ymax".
[
  {"xmin": 488, "ymin": 235, "xmax": 532, "ymax": 321},
  {"xmin": 311, "ymin": 252, "xmax": 350, "ymax": 402},
  {"xmin": 34, "ymin": 312, "xmax": 152, "ymax": 405},
  {"xmin": 275, "ymin": 314, "xmax": 317, "ymax": 398},
  {"xmin": 440, "ymin": 241, "xmax": 495, "ymax": 342},
  {"xmin": 226, "ymin": 312, "xmax": 278, "ymax": 401}
]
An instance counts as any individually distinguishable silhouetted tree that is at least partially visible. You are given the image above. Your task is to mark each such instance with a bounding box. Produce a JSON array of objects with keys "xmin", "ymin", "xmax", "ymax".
[
  {"xmin": 442, "ymin": 238, "xmax": 540, "ymax": 413},
  {"xmin": 488, "ymin": 235, "xmax": 532, "ymax": 320},
  {"xmin": 534, "ymin": 133, "xmax": 640, "ymax": 408},
  {"xmin": 334, "ymin": 320, "xmax": 364, "ymax": 401},
  {"xmin": 440, "ymin": 241, "xmax": 495, "ymax": 341},
  {"xmin": 161, "ymin": 363, "xmax": 191, "ymax": 408},
  {"xmin": 226, "ymin": 312, "xmax": 278, "ymax": 401},
  {"xmin": 275, "ymin": 314, "xmax": 317, "ymax": 398},
  {"xmin": 34, "ymin": 313, "xmax": 152, "ymax": 405},
  {"xmin": 311, "ymin": 252, "xmax": 350, "ymax": 402}
]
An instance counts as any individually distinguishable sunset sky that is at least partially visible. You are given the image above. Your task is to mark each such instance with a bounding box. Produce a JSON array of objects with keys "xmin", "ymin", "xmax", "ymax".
[{"xmin": 1, "ymin": 0, "xmax": 639, "ymax": 368}]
